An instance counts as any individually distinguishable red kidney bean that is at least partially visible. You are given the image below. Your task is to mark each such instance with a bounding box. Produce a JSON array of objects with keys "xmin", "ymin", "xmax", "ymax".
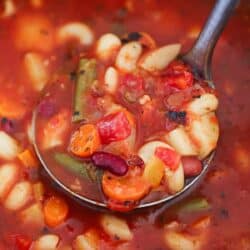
[
  {"xmin": 91, "ymin": 152, "xmax": 128, "ymax": 176},
  {"xmin": 181, "ymin": 156, "xmax": 202, "ymax": 177}
]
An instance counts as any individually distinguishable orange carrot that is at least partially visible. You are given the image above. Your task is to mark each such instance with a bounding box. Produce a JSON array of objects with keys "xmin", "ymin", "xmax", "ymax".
[
  {"xmin": 102, "ymin": 171, "xmax": 150, "ymax": 202},
  {"xmin": 69, "ymin": 124, "xmax": 101, "ymax": 157},
  {"xmin": 43, "ymin": 196, "xmax": 69, "ymax": 227},
  {"xmin": 18, "ymin": 149, "xmax": 40, "ymax": 168}
]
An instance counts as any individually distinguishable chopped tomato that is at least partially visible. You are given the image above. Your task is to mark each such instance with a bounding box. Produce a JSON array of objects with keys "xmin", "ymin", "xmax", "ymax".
[
  {"xmin": 14, "ymin": 235, "xmax": 32, "ymax": 250},
  {"xmin": 69, "ymin": 124, "xmax": 101, "ymax": 157},
  {"xmin": 122, "ymin": 74, "xmax": 144, "ymax": 91},
  {"xmin": 163, "ymin": 60, "xmax": 193, "ymax": 90},
  {"xmin": 97, "ymin": 111, "xmax": 132, "ymax": 144},
  {"xmin": 155, "ymin": 147, "xmax": 180, "ymax": 170}
]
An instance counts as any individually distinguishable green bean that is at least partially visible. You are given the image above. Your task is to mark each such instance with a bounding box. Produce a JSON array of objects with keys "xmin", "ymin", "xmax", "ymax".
[
  {"xmin": 54, "ymin": 152, "xmax": 99, "ymax": 181},
  {"xmin": 72, "ymin": 58, "xmax": 97, "ymax": 122},
  {"xmin": 178, "ymin": 197, "xmax": 210, "ymax": 213}
]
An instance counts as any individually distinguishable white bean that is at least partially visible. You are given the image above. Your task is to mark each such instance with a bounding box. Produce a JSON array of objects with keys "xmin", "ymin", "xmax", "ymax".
[
  {"xmin": 20, "ymin": 203, "xmax": 44, "ymax": 228},
  {"xmin": 139, "ymin": 44, "xmax": 181, "ymax": 72},
  {"xmin": 138, "ymin": 140, "xmax": 172, "ymax": 164},
  {"xmin": 164, "ymin": 162, "xmax": 184, "ymax": 194},
  {"xmin": 165, "ymin": 127, "xmax": 198, "ymax": 156},
  {"xmin": 186, "ymin": 94, "xmax": 218, "ymax": 115},
  {"xmin": 116, "ymin": 41, "xmax": 142, "ymax": 72},
  {"xmin": 4, "ymin": 181, "xmax": 32, "ymax": 211},
  {"xmin": 0, "ymin": 163, "xmax": 19, "ymax": 200},
  {"xmin": 96, "ymin": 33, "xmax": 121, "ymax": 60},
  {"xmin": 24, "ymin": 52, "xmax": 49, "ymax": 92},
  {"xmin": 189, "ymin": 112, "xmax": 219, "ymax": 159},
  {"xmin": 0, "ymin": 131, "xmax": 21, "ymax": 160},
  {"xmin": 56, "ymin": 22, "xmax": 94, "ymax": 46},
  {"xmin": 100, "ymin": 214, "xmax": 133, "ymax": 241},
  {"xmin": 1, "ymin": 0, "xmax": 16, "ymax": 18},
  {"xmin": 104, "ymin": 67, "xmax": 119, "ymax": 94},
  {"xmin": 34, "ymin": 234, "xmax": 60, "ymax": 250}
]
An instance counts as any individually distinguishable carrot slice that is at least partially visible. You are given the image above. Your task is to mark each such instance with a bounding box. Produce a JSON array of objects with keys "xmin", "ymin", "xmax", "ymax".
[
  {"xmin": 102, "ymin": 171, "xmax": 150, "ymax": 202},
  {"xmin": 43, "ymin": 196, "xmax": 69, "ymax": 227},
  {"xmin": 69, "ymin": 124, "xmax": 101, "ymax": 157}
]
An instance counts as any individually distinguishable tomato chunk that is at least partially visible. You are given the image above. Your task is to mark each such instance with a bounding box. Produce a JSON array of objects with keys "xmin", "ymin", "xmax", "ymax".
[
  {"xmin": 155, "ymin": 147, "xmax": 180, "ymax": 170},
  {"xmin": 14, "ymin": 235, "xmax": 32, "ymax": 250},
  {"xmin": 163, "ymin": 61, "xmax": 193, "ymax": 90},
  {"xmin": 97, "ymin": 111, "xmax": 132, "ymax": 144}
]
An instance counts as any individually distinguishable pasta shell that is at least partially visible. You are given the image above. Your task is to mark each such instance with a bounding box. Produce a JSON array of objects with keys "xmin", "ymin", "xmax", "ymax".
[{"xmin": 139, "ymin": 44, "xmax": 181, "ymax": 72}]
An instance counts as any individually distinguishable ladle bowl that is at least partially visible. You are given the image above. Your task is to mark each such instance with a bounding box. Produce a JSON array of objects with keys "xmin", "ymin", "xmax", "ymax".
[{"xmin": 32, "ymin": 0, "xmax": 239, "ymax": 211}]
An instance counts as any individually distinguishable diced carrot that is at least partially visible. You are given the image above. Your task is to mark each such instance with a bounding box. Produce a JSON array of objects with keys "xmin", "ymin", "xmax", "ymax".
[
  {"xmin": 43, "ymin": 196, "xmax": 69, "ymax": 227},
  {"xmin": 18, "ymin": 149, "xmax": 40, "ymax": 168},
  {"xmin": 102, "ymin": 170, "xmax": 150, "ymax": 202},
  {"xmin": 69, "ymin": 124, "xmax": 101, "ymax": 157}
]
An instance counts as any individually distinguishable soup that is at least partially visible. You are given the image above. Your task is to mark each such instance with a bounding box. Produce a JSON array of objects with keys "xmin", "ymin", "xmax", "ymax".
[{"xmin": 0, "ymin": 0, "xmax": 249, "ymax": 249}]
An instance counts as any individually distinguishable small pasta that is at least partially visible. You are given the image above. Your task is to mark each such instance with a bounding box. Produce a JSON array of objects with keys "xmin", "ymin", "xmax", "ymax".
[
  {"xmin": 73, "ymin": 229, "xmax": 100, "ymax": 250},
  {"xmin": 1, "ymin": 0, "xmax": 16, "ymax": 18},
  {"xmin": 189, "ymin": 112, "xmax": 219, "ymax": 159},
  {"xmin": 104, "ymin": 67, "xmax": 119, "ymax": 94},
  {"xmin": 165, "ymin": 127, "xmax": 198, "ymax": 156},
  {"xmin": 186, "ymin": 94, "xmax": 218, "ymax": 115},
  {"xmin": 164, "ymin": 163, "xmax": 184, "ymax": 194},
  {"xmin": 100, "ymin": 214, "xmax": 133, "ymax": 241},
  {"xmin": 116, "ymin": 41, "xmax": 142, "ymax": 72},
  {"xmin": 139, "ymin": 44, "xmax": 181, "ymax": 72},
  {"xmin": 4, "ymin": 181, "xmax": 32, "ymax": 211},
  {"xmin": 23, "ymin": 52, "xmax": 50, "ymax": 91},
  {"xmin": 96, "ymin": 33, "xmax": 121, "ymax": 60},
  {"xmin": 33, "ymin": 234, "xmax": 60, "ymax": 250},
  {"xmin": 0, "ymin": 131, "xmax": 21, "ymax": 160},
  {"xmin": 0, "ymin": 163, "xmax": 19, "ymax": 200},
  {"xmin": 56, "ymin": 22, "xmax": 94, "ymax": 46}
]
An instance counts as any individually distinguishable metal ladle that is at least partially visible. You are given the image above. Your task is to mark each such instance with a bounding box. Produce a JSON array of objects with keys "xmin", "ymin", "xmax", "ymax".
[{"xmin": 33, "ymin": 0, "xmax": 239, "ymax": 211}]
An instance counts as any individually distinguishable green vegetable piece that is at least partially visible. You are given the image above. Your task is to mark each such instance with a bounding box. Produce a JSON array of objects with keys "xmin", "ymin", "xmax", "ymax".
[
  {"xmin": 73, "ymin": 58, "xmax": 97, "ymax": 122},
  {"xmin": 178, "ymin": 197, "xmax": 210, "ymax": 213},
  {"xmin": 54, "ymin": 152, "xmax": 99, "ymax": 181}
]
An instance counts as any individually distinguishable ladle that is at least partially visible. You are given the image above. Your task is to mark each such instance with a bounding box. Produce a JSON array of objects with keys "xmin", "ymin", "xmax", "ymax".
[{"xmin": 33, "ymin": 0, "xmax": 239, "ymax": 211}]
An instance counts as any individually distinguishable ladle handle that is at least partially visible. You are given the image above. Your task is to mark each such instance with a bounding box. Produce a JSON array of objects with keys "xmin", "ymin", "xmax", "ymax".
[{"xmin": 184, "ymin": 0, "xmax": 239, "ymax": 79}]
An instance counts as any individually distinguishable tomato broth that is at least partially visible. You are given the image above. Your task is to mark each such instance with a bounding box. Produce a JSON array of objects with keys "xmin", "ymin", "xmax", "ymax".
[{"xmin": 0, "ymin": 0, "xmax": 249, "ymax": 249}]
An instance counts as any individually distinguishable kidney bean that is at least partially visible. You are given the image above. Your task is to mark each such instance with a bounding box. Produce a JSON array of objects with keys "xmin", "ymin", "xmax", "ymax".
[
  {"xmin": 181, "ymin": 156, "xmax": 202, "ymax": 177},
  {"xmin": 91, "ymin": 152, "xmax": 128, "ymax": 176}
]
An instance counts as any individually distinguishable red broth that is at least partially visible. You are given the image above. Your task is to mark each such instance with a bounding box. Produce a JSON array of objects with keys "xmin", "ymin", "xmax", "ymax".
[{"xmin": 0, "ymin": 0, "xmax": 249, "ymax": 249}]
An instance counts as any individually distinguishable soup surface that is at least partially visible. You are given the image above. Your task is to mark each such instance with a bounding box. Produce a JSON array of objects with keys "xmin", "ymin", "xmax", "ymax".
[{"xmin": 0, "ymin": 0, "xmax": 249, "ymax": 249}]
